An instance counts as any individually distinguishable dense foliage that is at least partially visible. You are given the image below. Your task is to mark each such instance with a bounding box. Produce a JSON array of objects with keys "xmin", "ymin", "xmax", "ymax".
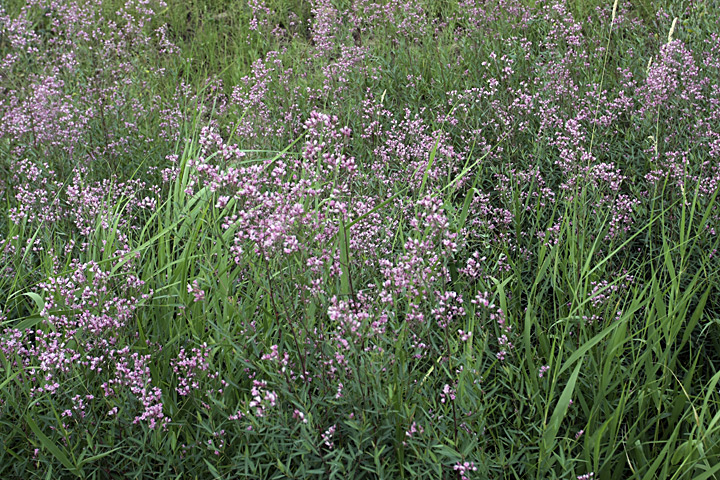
[{"xmin": 1, "ymin": 0, "xmax": 720, "ymax": 478}]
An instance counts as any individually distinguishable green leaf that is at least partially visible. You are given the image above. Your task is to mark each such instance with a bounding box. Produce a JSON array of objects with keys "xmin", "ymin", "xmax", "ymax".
[
  {"xmin": 691, "ymin": 461, "xmax": 720, "ymax": 480},
  {"xmin": 25, "ymin": 415, "xmax": 80, "ymax": 476},
  {"xmin": 203, "ymin": 459, "xmax": 224, "ymax": 479},
  {"xmin": 13, "ymin": 315, "xmax": 43, "ymax": 331},
  {"xmin": 540, "ymin": 361, "xmax": 583, "ymax": 459},
  {"xmin": 24, "ymin": 292, "xmax": 45, "ymax": 312},
  {"xmin": 339, "ymin": 219, "xmax": 351, "ymax": 298},
  {"xmin": 0, "ymin": 369, "xmax": 22, "ymax": 390},
  {"xmin": 77, "ymin": 447, "xmax": 122, "ymax": 468}
]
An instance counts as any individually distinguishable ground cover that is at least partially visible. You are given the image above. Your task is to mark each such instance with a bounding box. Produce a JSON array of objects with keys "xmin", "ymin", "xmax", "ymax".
[{"xmin": 1, "ymin": 0, "xmax": 720, "ymax": 478}]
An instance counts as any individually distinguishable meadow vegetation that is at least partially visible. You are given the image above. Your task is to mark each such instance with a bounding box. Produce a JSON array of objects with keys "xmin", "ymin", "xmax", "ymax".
[{"xmin": 1, "ymin": 0, "xmax": 720, "ymax": 478}]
